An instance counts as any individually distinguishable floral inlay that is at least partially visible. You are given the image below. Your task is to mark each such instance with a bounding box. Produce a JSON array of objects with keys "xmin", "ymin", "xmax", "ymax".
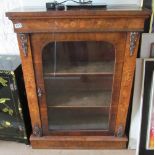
[
  {"xmin": 0, "ymin": 77, "xmax": 8, "ymax": 86},
  {"xmin": 0, "ymin": 98, "xmax": 13, "ymax": 116}
]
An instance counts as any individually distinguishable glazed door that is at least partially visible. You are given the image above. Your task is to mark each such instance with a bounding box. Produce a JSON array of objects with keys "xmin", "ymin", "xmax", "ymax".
[{"xmin": 31, "ymin": 32, "xmax": 126, "ymax": 135}]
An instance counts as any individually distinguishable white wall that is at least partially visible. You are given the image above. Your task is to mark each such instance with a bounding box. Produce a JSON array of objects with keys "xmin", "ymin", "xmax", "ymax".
[
  {"xmin": 22, "ymin": 0, "xmax": 142, "ymax": 6},
  {"xmin": 0, "ymin": 0, "xmax": 22, "ymax": 55},
  {"xmin": 0, "ymin": 0, "xmax": 142, "ymax": 55}
]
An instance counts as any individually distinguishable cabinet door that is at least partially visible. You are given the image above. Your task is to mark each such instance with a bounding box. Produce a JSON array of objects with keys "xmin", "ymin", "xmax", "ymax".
[{"xmin": 31, "ymin": 32, "xmax": 126, "ymax": 136}]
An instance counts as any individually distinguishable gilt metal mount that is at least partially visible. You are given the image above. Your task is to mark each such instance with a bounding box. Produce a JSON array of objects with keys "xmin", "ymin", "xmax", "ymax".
[
  {"xmin": 33, "ymin": 124, "xmax": 42, "ymax": 137},
  {"xmin": 116, "ymin": 124, "xmax": 124, "ymax": 137},
  {"xmin": 19, "ymin": 33, "xmax": 28, "ymax": 57},
  {"xmin": 37, "ymin": 88, "xmax": 42, "ymax": 97},
  {"xmin": 130, "ymin": 32, "xmax": 139, "ymax": 56}
]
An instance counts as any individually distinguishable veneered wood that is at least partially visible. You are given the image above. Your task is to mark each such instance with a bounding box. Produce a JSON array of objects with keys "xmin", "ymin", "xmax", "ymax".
[
  {"xmin": 6, "ymin": 7, "xmax": 150, "ymax": 19},
  {"xmin": 16, "ymin": 34, "xmax": 42, "ymax": 131},
  {"xmin": 6, "ymin": 7, "xmax": 150, "ymax": 33},
  {"xmin": 30, "ymin": 135, "xmax": 127, "ymax": 149},
  {"xmin": 9, "ymin": 18, "xmax": 146, "ymax": 33},
  {"xmin": 6, "ymin": 7, "xmax": 151, "ymax": 149},
  {"xmin": 114, "ymin": 32, "xmax": 140, "ymax": 135}
]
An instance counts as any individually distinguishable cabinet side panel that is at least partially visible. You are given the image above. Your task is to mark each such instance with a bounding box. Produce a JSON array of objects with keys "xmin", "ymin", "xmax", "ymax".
[
  {"xmin": 17, "ymin": 34, "xmax": 42, "ymax": 131},
  {"xmin": 115, "ymin": 32, "xmax": 140, "ymax": 136}
]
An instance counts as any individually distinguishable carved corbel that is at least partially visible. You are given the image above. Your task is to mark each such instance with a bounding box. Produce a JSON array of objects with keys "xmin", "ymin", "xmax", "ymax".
[
  {"xmin": 129, "ymin": 32, "xmax": 139, "ymax": 56},
  {"xmin": 116, "ymin": 124, "xmax": 124, "ymax": 137},
  {"xmin": 19, "ymin": 33, "xmax": 28, "ymax": 57}
]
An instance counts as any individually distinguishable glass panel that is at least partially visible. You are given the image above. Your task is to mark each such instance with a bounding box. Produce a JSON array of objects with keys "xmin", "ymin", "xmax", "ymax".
[
  {"xmin": 45, "ymin": 75, "xmax": 112, "ymax": 107},
  {"xmin": 48, "ymin": 108, "xmax": 109, "ymax": 130},
  {"xmin": 42, "ymin": 41, "xmax": 115, "ymax": 131},
  {"xmin": 43, "ymin": 42, "xmax": 115, "ymax": 75}
]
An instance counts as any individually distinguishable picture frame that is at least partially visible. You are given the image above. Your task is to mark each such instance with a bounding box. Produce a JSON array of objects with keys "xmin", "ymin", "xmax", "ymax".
[
  {"xmin": 128, "ymin": 58, "xmax": 144, "ymax": 149},
  {"xmin": 146, "ymin": 77, "xmax": 154, "ymax": 150},
  {"xmin": 136, "ymin": 59, "xmax": 154, "ymax": 155},
  {"xmin": 150, "ymin": 42, "xmax": 154, "ymax": 58},
  {"xmin": 140, "ymin": 33, "xmax": 154, "ymax": 58}
]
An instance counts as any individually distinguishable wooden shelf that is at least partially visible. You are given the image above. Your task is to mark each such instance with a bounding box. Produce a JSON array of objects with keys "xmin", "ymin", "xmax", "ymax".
[
  {"xmin": 44, "ymin": 72, "xmax": 113, "ymax": 77},
  {"xmin": 44, "ymin": 61, "xmax": 114, "ymax": 75},
  {"xmin": 47, "ymin": 90, "xmax": 112, "ymax": 107}
]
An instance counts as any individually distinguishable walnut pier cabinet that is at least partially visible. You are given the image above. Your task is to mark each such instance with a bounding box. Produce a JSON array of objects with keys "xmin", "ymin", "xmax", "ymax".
[{"xmin": 6, "ymin": 7, "xmax": 150, "ymax": 149}]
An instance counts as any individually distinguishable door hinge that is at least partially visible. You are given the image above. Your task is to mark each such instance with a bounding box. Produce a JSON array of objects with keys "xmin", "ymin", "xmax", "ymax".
[{"xmin": 37, "ymin": 87, "xmax": 43, "ymax": 97}]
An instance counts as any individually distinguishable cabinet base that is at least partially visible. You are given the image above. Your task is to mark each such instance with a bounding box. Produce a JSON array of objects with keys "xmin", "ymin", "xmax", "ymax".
[{"xmin": 30, "ymin": 135, "xmax": 127, "ymax": 149}]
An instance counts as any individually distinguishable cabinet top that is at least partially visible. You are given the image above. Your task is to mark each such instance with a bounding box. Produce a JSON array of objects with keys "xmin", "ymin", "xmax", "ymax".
[
  {"xmin": 6, "ymin": 5, "xmax": 150, "ymax": 20},
  {"xmin": 6, "ymin": 5, "xmax": 151, "ymax": 33}
]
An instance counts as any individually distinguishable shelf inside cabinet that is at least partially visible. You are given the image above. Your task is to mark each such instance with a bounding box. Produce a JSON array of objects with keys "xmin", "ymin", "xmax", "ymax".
[
  {"xmin": 47, "ymin": 90, "xmax": 112, "ymax": 108},
  {"xmin": 44, "ymin": 74, "xmax": 113, "ymax": 91},
  {"xmin": 44, "ymin": 61, "xmax": 114, "ymax": 75}
]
